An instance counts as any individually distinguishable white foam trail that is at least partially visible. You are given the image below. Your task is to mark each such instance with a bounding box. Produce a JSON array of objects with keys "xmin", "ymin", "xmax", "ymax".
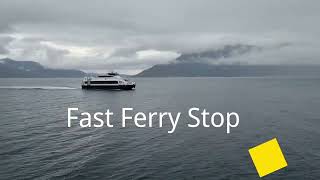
[{"xmin": 0, "ymin": 86, "xmax": 77, "ymax": 90}]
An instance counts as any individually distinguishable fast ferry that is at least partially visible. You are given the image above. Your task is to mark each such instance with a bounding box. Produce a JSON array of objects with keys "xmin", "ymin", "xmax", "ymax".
[{"xmin": 81, "ymin": 72, "xmax": 136, "ymax": 90}]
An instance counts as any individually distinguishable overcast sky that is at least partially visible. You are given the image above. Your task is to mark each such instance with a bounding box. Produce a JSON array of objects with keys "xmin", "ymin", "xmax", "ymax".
[{"xmin": 0, "ymin": 0, "xmax": 319, "ymax": 74}]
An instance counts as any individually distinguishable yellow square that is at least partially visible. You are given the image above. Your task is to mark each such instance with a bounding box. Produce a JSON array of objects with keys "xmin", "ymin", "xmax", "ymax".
[{"xmin": 248, "ymin": 138, "xmax": 288, "ymax": 177}]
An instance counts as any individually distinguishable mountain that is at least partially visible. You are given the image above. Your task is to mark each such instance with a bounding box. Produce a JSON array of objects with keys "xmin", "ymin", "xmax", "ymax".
[
  {"xmin": 136, "ymin": 46, "xmax": 320, "ymax": 77},
  {"xmin": 136, "ymin": 62, "xmax": 320, "ymax": 77},
  {"xmin": 0, "ymin": 58, "xmax": 85, "ymax": 78}
]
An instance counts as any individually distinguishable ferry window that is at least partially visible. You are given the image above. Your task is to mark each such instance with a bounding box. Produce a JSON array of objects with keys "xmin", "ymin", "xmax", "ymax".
[{"xmin": 90, "ymin": 81, "xmax": 118, "ymax": 84}]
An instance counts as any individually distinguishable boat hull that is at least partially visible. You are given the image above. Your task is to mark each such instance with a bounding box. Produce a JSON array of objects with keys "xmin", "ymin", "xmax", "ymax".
[{"xmin": 82, "ymin": 84, "xmax": 135, "ymax": 90}]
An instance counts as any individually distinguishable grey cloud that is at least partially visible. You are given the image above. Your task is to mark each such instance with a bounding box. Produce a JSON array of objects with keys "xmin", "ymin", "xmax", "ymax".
[
  {"xmin": 8, "ymin": 37, "xmax": 70, "ymax": 68},
  {"xmin": 1, "ymin": 0, "xmax": 320, "ymax": 73},
  {"xmin": 43, "ymin": 47, "xmax": 70, "ymax": 65},
  {"xmin": 0, "ymin": 24, "xmax": 12, "ymax": 33},
  {"xmin": 0, "ymin": 36, "xmax": 14, "ymax": 54},
  {"xmin": 176, "ymin": 44, "xmax": 261, "ymax": 63},
  {"xmin": 2, "ymin": 0, "xmax": 319, "ymax": 34},
  {"xmin": 0, "ymin": 46, "xmax": 8, "ymax": 54},
  {"xmin": 213, "ymin": 42, "xmax": 320, "ymax": 65}
]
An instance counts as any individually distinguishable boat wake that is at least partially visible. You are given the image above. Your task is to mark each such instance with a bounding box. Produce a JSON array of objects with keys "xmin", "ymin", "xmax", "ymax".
[{"xmin": 0, "ymin": 86, "xmax": 77, "ymax": 90}]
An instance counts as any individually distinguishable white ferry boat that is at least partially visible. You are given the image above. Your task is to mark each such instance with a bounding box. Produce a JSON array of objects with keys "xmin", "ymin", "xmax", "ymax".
[{"xmin": 81, "ymin": 72, "xmax": 136, "ymax": 90}]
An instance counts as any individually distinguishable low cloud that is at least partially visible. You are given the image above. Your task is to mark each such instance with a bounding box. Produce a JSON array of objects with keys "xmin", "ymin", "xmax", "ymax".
[
  {"xmin": 175, "ymin": 44, "xmax": 261, "ymax": 63},
  {"xmin": 0, "ymin": 36, "xmax": 14, "ymax": 54},
  {"xmin": 1, "ymin": 0, "xmax": 320, "ymax": 74}
]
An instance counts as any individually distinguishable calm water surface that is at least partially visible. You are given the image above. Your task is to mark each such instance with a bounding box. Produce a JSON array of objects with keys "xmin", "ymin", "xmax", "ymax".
[{"xmin": 0, "ymin": 77, "xmax": 319, "ymax": 179}]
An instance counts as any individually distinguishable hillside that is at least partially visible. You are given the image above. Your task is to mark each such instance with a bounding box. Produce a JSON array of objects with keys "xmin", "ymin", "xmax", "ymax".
[{"xmin": 0, "ymin": 58, "xmax": 85, "ymax": 78}]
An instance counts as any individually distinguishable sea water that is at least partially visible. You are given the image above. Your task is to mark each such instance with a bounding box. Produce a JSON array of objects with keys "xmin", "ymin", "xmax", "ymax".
[{"xmin": 0, "ymin": 77, "xmax": 319, "ymax": 179}]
